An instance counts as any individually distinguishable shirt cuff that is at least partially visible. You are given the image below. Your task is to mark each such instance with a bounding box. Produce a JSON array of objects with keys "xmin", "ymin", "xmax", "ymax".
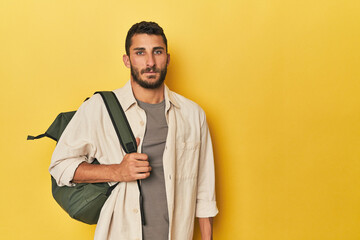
[
  {"xmin": 195, "ymin": 200, "xmax": 219, "ymax": 218},
  {"xmin": 50, "ymin": 158, "xmax": 85, "ymax": 187}
]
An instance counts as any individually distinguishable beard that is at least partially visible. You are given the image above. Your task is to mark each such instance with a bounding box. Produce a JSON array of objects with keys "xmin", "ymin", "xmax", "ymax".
[{"xmin": 131, "ymin": 64, "xmax": 167, "ymax": 89}]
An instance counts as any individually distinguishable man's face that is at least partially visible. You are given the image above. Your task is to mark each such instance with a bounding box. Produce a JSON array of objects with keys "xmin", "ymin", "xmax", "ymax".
[{"xmin": 123, "ymin": 34, "xmax": 170, "ymax": 89}]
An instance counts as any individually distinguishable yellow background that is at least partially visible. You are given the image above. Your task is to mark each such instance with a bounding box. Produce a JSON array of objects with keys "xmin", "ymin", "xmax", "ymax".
[{"xmin": 1, "ymin": 0, "xmax": 359, "ymax": 239}]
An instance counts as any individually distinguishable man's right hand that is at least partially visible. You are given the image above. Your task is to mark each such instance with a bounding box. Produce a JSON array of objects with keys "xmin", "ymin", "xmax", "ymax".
[
  {"xmin": 72, "ymin": 138, "xmax": 151, "ymax": 183},
  {"xmin": 111, "ymin": 151, "xmax": 151, "ymax": 182}
]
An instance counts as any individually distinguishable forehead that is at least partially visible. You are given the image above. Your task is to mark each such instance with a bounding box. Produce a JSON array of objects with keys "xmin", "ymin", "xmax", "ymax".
[{"xmin": 130, "ymin": 34, "xmax": 166, "ymax": 50}]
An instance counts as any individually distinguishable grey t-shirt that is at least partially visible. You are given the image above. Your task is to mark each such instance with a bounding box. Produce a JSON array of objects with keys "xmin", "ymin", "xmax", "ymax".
[{"xmin": 137, "ymin": 99, "xmax": 169, "ymax": 240}]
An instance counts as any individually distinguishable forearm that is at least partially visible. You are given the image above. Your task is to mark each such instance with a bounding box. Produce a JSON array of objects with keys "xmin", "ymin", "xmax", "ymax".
[
  {"xmin": 72, "ymin": 152, "xmax": 151, "ymax": 183},
  {"xmin": 198, "ymin": 217, "xmax": 213, "ymax": 240},
  {"xmin": 72, "ymin": 162, "xmax": 116, "ymax": 183}
]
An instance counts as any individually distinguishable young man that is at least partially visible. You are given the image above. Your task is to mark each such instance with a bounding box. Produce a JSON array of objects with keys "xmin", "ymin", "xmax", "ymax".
[{"xmin": 50, "ymin": 21, "xmax": 218, "ymax": 240}]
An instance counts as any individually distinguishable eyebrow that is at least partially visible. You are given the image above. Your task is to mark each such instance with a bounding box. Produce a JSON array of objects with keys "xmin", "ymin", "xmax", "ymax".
[
  {"xmin": 153, "ymin": 47, "xmax": 165, "ymax": 50},
  {"xmin": 133, "ymin": 47, "xmax": 145, "ymax": 51}
]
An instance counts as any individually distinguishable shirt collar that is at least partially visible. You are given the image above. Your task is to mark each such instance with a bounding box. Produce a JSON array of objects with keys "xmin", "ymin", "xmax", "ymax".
[
  {"xmin": 114, "ymin": 80, "xmax": 180, "ymax": 112},
  {"xmin": 164, "ymin": 84, "xmax": 180, "ymax": 110}
]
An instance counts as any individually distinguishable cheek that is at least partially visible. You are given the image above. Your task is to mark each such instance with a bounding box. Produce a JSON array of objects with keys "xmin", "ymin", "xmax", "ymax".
[
  {"xmin": 130, "ymin": 57, "xmax": 144, "ymax": 67},
  {"xmin": 156, "ymin": 56, "xmax": 169, "ymax": 67}
]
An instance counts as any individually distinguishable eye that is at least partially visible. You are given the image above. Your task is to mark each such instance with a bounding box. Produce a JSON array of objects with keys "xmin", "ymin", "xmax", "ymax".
[
  {"xmin": 135, "ymin": 51, "xmax": 144, "ymax": 55},
  {"xmin": 154, "ymin": 50, "xmax": 163, "ymax": 55}
]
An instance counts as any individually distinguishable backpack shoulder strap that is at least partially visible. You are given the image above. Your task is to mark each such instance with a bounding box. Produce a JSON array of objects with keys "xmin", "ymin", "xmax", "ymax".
[
  {"xmin": 95, "ymin": 91, "xmax": 145, "ymax": 225},
  {"xmin": 95, "ymin": 91, "xmax": 137, "ymax": 154}
]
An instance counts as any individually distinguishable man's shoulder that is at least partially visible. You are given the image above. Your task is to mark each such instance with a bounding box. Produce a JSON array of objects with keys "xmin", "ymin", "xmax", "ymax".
[
  {"xmin": 168, "ymin": 89, "xmax": 206, "ymax": 117},
  {"xmin": 82, "ymin": 82, "xmax": 131, "ymax": 110},
  {"xmin": 74, "ymin": 93, "xmax": 107, "ymax": 118},
  {"xmin": 82, "ymin": 92, "xmax": 104, "ymax": 107}
]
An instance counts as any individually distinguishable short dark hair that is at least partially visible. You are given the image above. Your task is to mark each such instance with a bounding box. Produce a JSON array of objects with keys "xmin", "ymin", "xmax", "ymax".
[{"xmin": 125, "ymin": 21, "xmax": 168, "ymax": 56}]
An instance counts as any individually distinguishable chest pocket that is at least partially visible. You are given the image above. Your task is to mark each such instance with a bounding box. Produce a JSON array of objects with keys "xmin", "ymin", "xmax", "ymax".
[{"xmin": 175, "ymin": 141, "xmax": 200, "ymax": 180}]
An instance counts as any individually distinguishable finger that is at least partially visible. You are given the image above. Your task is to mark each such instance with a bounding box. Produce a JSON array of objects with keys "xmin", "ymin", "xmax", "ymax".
[
  {"xmin": 125, "ymin": 152, "xmax": 148, "ymax": 161},
  {"xmin": 136, "ymin": 172, "xmax": 151, "ymax": 179},
  {"xmin": 131, "ymin": 152, "xmax": 148, "ymax": 161},
  {"xmin": 136, "ymin": 166, "xmax": 152, "ymax": 173},
  {"xmin": 135, "ymin": 160, "xmax": 150, "ymax": 167}
]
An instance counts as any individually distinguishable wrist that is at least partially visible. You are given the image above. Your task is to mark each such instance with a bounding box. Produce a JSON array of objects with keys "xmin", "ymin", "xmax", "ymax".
[{"xmin": 107, "ymin": 164, "xmax": 118, "ymax": 182}]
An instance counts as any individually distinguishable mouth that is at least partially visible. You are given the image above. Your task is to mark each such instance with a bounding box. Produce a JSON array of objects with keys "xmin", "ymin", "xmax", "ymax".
[
  {"xmin": 141, "ymin": 67, "xmax": 159, "ymax": 74},
  {"xmin": 143, "ymin": 72, "xmax": 158, "ymax": 78},
  {"xmin": 144, "ymin": 73, "xmax": 157, "ymax": 79}
]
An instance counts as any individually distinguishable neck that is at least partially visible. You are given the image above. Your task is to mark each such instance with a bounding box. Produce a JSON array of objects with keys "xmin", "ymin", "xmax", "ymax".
[{"xmin": 131, "ymin": 79, "xmax": 165, "ymax": 104}]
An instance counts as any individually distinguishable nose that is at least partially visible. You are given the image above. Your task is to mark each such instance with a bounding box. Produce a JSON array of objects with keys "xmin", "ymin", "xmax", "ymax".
[{"xmin": 146, "ymin": 54, "xmax": 155, "ymax": 67}]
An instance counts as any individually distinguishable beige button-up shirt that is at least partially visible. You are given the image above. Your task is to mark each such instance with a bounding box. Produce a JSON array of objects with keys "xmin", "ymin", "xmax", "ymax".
[{"xmin": 49, "ymin": 81, "xmax": 218, "ymax": 240}]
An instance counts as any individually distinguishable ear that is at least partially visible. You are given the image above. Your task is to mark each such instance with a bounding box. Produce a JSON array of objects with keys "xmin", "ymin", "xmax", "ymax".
[
  {"xmin": 166, "ymin": 53, "xmax": 170, "ymax": 66},
  {"xmin": 123, "ymin": 54, "xmax": 131, "ymax": 68}
]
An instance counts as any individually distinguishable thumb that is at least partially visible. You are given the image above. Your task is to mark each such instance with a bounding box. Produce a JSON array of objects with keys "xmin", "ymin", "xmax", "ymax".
[{"xmin": 136, "ymin": 137, "xmax": 140, "ymax": 147}]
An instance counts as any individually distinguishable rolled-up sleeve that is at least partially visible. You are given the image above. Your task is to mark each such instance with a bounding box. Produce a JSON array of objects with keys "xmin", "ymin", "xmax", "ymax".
[
  {"xmin": 195, "ymin": 110, "xmax": 219, "ymax": 217},
  {"xmin": 49, "ymin": 97, "xmax": 98, "ymax": 187}
]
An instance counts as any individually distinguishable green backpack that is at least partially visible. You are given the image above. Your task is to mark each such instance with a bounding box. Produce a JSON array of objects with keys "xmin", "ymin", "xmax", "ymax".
[{"xmin": 28, "ymin": 91, "xmax": 144, "ymax": 225}]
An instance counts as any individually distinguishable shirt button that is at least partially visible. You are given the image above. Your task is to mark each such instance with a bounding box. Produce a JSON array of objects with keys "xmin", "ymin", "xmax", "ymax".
[
  {"xmin": 133, "ymin": 208, "xmax": 139, "ymax": 213},
  {"xmin": 140, "ymin": 121, "xmax": 144, "ymax": 126}
]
